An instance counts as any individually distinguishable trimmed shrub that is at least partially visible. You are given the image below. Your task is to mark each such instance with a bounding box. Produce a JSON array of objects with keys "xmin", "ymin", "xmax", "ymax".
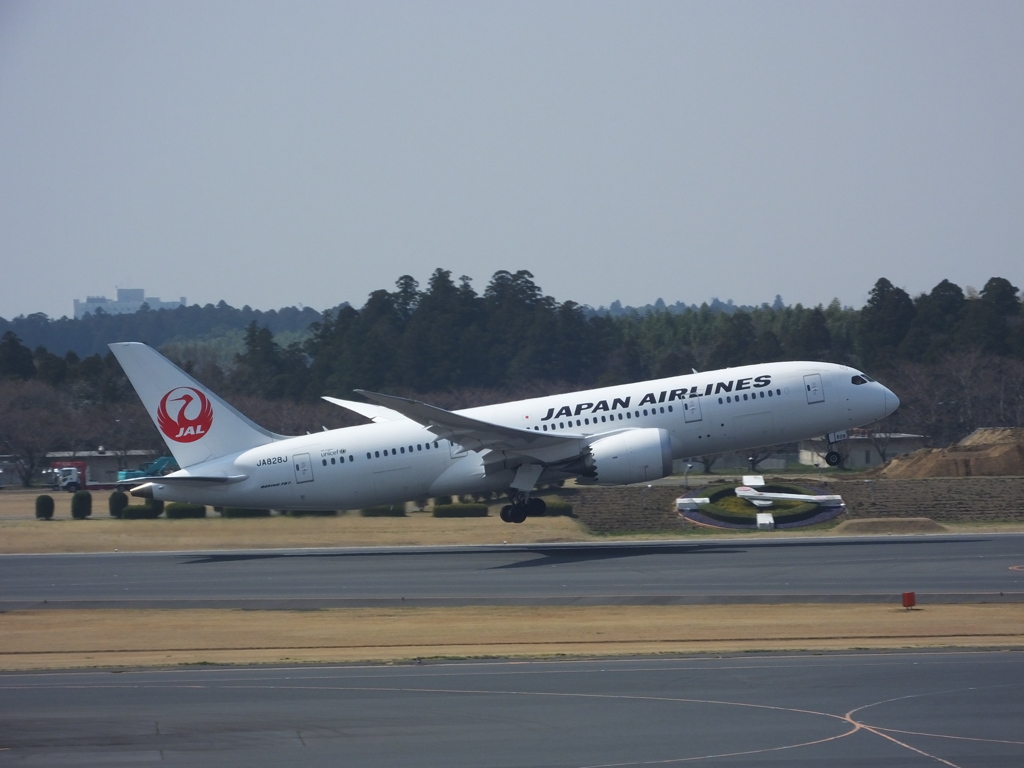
[
  {"xmin": 541, "ymin": 499, "xmax": 574, "ymax": 517},
  {"xmin": 434, "ymin": 495, "xmax": 453, "ymax": 506},
  {"xmin": 286, "ymin": 509, "xmax": 338, "ymax": 517},
  {"xmin": 148, "ymin": 499, "xmax": 164, "ymax": 516},
  {"xmin": 121, "ymin": 505, "xmax": 162, "ymax": 519},
  {"xmin": 70, "ymin": 490, "xmax": 92, "ymax": 519},
  {"xmin": 221, "ymin": 507, "xmax": 272, "ymax": 518},
  {"xmin": 360, "ymin": 505, "xmax": 406, "ymax": 517},
  {"xmin": 35, "ymin": 494, "xmax": 55, "ymax": 520},
  {"xmin": 108, "ymin": 491, "xmax": 129, "ymax": 519},
  {"xmin": 165, "ymin": 502, "xmax": 207, "ymax": 519},
  {"xmin": 432, "ymin": 503, "xmax": 489, "ymax": 518}
]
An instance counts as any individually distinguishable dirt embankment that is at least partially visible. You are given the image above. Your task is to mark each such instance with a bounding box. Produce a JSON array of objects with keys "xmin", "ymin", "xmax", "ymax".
[{"xmin": 881, "ymin": 428, "xmax": 1024, "ymax": 478}]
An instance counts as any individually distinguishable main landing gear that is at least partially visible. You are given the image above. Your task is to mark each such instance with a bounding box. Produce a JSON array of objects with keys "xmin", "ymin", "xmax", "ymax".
[{"xmin": 499, "ymin": 492, "xmax": 547, "ymax": 524}]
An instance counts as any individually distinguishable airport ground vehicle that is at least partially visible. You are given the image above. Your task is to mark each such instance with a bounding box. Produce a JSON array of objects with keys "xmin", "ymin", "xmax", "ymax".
[
  {"xmin": 116, "ymin": 456, "xmax": 178, "ymax": 490},
  {"xmin": 50, "ymin": 461, "xmax": 113, "ymax": 492}
]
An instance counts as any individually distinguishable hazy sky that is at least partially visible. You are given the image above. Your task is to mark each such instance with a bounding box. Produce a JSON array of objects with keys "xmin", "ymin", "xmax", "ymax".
[{"xmin": 1, "ymin": 1, "xmax": 1022, "ymax": 320}]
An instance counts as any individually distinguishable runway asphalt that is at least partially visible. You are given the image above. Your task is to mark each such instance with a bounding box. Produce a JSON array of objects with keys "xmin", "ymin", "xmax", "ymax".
[
  {"xmin": 1, "ymin": 651, "xmax": 1022, "ymax": 767},
  {"xmin": 2, "ymin": 533, "xmax": 1023, "ymax": 609},
  {"xmin": 2, "ymin": 535, "xmax": 1023, "ymax": 765}
]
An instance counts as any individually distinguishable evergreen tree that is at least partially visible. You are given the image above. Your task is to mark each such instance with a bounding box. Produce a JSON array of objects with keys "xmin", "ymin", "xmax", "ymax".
[
  {"xmin": 957, "ymin": 277, "xmax": 1021, "ymax": 356},
  {"xmin": 0, "ymin": 332, "xmax": 35, "ymax": 380},
  {"xmin": 785, "ymin": 307, "xmax": 832, "ymax": 360},
  {"xmin": 857, "ymin": 278, "xmax": 915, "ymax": 368},
  {"xmin": 899, "ymin": 279, "xmax": 965, "ymax": 361}
]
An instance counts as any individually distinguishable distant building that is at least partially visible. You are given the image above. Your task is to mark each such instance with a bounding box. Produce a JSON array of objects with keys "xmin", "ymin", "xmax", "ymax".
[
  {"xmin": 798, "ymin": 432, "xmax": 926, "ymax": 469},
  {"xmin": 74, "ymin": 288, "xmax": 186, "ymax": 319}
]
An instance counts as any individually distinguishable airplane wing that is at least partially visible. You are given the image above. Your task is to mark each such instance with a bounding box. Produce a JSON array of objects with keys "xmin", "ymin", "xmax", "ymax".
[
  {"xmin": 322, "ymin": 396, "xmax": 411, "ymax": 423},
  {"xmin": 354, "ymin": 390, "xmax": 587, "ymax": 463}
]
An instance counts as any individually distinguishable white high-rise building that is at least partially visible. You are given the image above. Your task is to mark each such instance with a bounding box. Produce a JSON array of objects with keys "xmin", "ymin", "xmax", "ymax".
[{"xmin": 74, "ymin": 288, "xmax": 186, "ymax": 319}]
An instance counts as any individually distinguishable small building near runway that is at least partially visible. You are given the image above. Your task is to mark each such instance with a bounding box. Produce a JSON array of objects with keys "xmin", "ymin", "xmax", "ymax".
[{"xmin": 799, "ymin": 432, "xmax": 926, "ymax": 469}]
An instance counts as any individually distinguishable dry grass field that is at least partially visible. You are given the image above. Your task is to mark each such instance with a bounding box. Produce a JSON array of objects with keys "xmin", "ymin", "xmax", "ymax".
[
  {"xmin": 7, "ymin": 486, "xmax": 1024, "ymax": 555},
  {"xmin": 0, "ymin": 488, "xmax": 593, "ymax": 552},
  {"xmin": 5, "ymin": 486, "xmax": 1023, "ymax": 671},
  {"xmin": 2, "ymin": 604, "xmax": 1022, "ymax": 671}
]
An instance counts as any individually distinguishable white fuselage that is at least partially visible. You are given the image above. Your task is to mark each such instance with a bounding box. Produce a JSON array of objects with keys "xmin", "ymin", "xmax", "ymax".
[{"xmin": 147, "ymin": 361, "xmax": 895, "ymax": 510}]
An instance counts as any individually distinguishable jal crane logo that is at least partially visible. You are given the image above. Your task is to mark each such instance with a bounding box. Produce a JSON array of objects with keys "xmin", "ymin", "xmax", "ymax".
[{"xmin": 157, "ymin": 387, "xmax": 213, "ymax": 443}]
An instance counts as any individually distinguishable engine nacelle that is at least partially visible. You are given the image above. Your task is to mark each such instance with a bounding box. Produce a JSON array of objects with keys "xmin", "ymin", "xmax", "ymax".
[{"xmin": 579, "ymin": 428, "xmax": 674, "ymax": 486}]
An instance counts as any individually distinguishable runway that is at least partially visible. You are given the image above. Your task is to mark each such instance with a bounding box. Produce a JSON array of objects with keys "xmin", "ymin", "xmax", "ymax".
[
  {"xmin": 2, "ymin": 534, "xmax": 1023, "ymax": 609},
  {"xmin": 2, "ymin": 651, "xmax": 1022, "ymax": 767},
  {"xmin": 2, "ymin": 535, "xmax": 1023, "ymax": 765}
]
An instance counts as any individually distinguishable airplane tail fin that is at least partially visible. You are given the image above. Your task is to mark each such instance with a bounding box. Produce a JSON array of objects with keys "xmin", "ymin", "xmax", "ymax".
[{"xmin": 109, "ymin": 342, "xmax": 285, "ymax": 468}]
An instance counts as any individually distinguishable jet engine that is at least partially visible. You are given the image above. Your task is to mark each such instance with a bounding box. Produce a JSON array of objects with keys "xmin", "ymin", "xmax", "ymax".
[{"xmin": 576, "ymin": 428, "xmax": 674, "ymax": 485}]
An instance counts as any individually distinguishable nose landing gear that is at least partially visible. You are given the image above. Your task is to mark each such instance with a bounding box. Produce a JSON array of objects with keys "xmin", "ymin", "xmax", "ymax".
[{"xmin": 824, "ymin": 430, "xmax": 846, "ymax": 467}]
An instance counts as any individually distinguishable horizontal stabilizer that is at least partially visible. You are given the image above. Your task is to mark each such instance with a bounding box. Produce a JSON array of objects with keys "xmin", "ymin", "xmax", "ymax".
[
  {"xmin": 129, "ymin": 474, "xmax": 247, "ymax": 498},
  {"xmin": 130, "ymin": 474, "xmax": 248, "ymax": 485}
]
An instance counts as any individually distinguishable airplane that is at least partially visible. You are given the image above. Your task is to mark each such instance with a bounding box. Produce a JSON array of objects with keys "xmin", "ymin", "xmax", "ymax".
[{"xmin": 109, "ymin": 342, "xmax": 900, "ymax": 523}]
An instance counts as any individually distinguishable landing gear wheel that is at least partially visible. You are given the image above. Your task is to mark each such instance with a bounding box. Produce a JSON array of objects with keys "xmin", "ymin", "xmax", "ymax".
[
  {"xmin": 501, "ymin": 504, "xmax": 527, "ymax": 523},
  {"xmin": 525, "ymin": 498, "xmax": 547, "ymax": 517},
  {"xmin": 825, "ymin": 451, "xmax": 841, "ymax": 467}
]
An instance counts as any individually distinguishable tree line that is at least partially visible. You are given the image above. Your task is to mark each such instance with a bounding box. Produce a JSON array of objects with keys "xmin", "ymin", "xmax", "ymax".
[
  {"xmin": 0, "ymin": 301, "xmax": 321, "ymax": 359},
  {"xmin": 2, "ymin": 269, "xmax": 1023, "ymax": 486}
]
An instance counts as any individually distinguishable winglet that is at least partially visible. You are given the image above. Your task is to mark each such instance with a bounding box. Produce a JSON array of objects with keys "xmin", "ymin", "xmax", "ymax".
[{"xmin": 322, "ymin": 396, "xmax": 410, "ymax": 423}]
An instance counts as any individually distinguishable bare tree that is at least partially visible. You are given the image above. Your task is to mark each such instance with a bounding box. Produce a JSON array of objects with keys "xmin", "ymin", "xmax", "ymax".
[
  {"xmin": 0, "ymin": 380, "xmax": 69, "ymax": 486},
  {"xmin": 746, "ymin": 445, "xmax": 778, "ymax": 472},
  {"xmin": 698, "ymin": 454, "xmax": 720, "ymax": 474}
]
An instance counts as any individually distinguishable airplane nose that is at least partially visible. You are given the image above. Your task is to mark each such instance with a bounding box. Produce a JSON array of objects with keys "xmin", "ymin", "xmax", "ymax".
[{"xmin": 883, "ymin": 387, "xmax": 900, "ymax": 417}]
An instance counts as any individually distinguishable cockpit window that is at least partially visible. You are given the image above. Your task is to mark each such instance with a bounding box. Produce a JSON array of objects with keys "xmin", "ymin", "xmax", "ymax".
[{"xmin": 851, "ymin": 375, "xmax": 867, "ymax": 385}]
